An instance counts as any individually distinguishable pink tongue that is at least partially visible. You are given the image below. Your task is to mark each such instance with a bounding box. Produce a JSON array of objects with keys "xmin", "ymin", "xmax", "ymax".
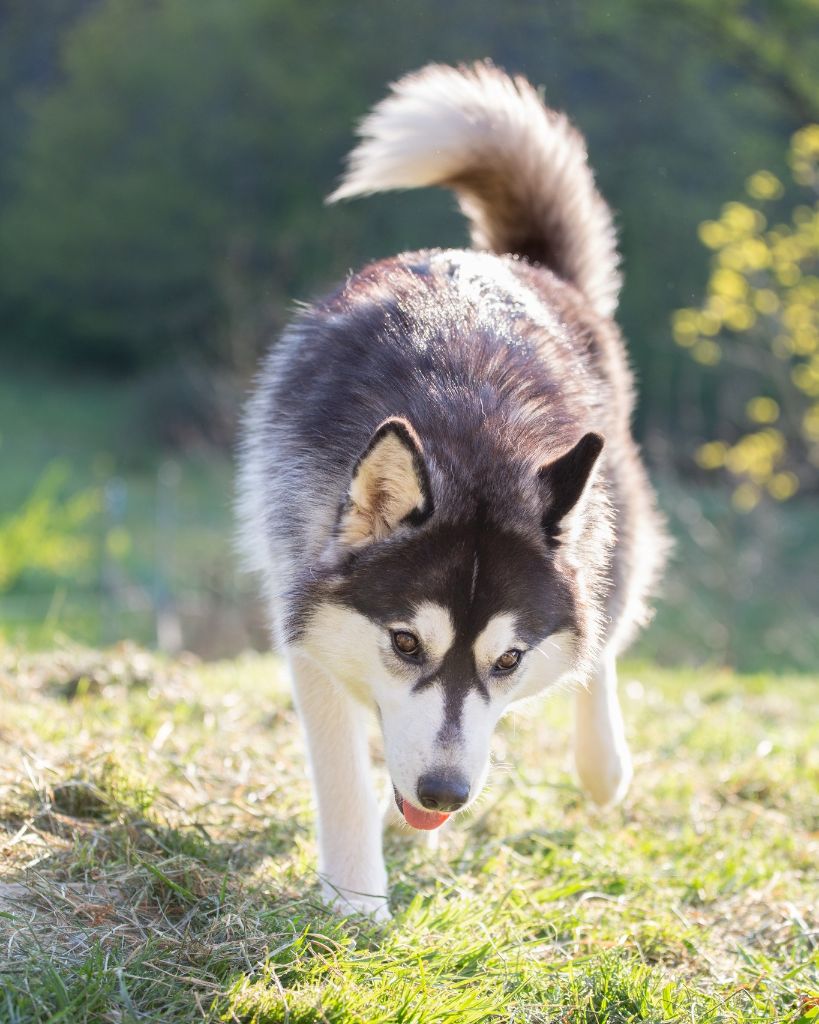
[{"xmin": 401, "ymin": 800, "xmax": 450, "ymax": 831}]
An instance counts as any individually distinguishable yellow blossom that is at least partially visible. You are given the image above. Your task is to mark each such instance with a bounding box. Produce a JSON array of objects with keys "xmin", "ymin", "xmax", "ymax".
[
  {"xmin": 746, "ymin": 170, "xmax": 784, "ymax": 201},
  {"xmin": 692, "ymin": 339, "xmax": 721, "ymax": 365},
  {"xmin": 695, "ymin": 441, "xmax": 728, "ymax": 469},
  {"xmin": 746, "ymin": 397, "xmax": 779, "ymax": 424},
  {"xmin": 776, "ymin": 263, "xmax": 802, "ymax": 287},
  {"xmin": 721, "ymin": 202, "xmax": 760, "ymax": 236},
  {"xmin": 767, "ymin": 472, "xmax": 799, "ymax": 500},
  {"xmin": 711, "ymin": 268, "xmax": 747, "ymax": 300},
  {"xmin": 732, "ymin": 482, "xmax": 761, "ymax": 512},
  {"xmin": 697, "ymin": 310, "xmax": 722, "ymax": 336},
  {"xmin": 753, "ymin": 289, "xmax": 779, "ymax": 315},
  {"xmin": 724, "ymin": 305, "xmax": 755, "ymax": 332},
  {"xmin": 672, "ymin": 309, "xmax": 699, "ymax": 347},
  {"xmin": 698, "ymin": 220, "xmax": 727, "ymax": 249}
]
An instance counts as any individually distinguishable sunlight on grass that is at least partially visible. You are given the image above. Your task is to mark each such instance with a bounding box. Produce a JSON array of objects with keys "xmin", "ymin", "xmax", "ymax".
[{"xmin": 1, "ymin": 648, "xmax": 817, "ymax": 1022}]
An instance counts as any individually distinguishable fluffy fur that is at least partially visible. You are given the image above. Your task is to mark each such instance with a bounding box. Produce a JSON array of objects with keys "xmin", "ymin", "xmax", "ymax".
[
  {"xmin": 237, "ymin": 62, "xmax": 668, "ymax": 919},
  {"xmin": 328, "ymin": 61, "xmax": 621, "ymax": 320}
]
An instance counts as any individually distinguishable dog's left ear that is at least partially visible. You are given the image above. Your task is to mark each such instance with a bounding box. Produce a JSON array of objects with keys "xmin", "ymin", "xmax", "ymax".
[
  {"xmin": 337, "ymin": 417, "xmax": 433, "ymax": 547},
  {"xmin": 538, "ymin": 432, "xmax": 604, "ymax": 540}
]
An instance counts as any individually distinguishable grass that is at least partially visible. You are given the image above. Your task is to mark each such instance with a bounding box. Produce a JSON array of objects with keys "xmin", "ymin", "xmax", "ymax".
[
  {"xmin": 1, "ymin": 646, "xmax": 817, "ymax": 1023},
  {"xmin": 0, "ymin": 366, "xmax": 257, "ymax": 656}
]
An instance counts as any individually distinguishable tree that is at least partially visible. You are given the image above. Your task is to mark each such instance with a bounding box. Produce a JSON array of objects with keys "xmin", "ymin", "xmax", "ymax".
[
  {"xmin": 674, "ymin": 125, "xmax": 819, "ymax": 507},
  {"xmin": 0, "ymin": 0, "xmax": 378, "ymax": 369},
  {"xmin": 648, "ymin": 0, "xmax": 819, "ymax": 124}
]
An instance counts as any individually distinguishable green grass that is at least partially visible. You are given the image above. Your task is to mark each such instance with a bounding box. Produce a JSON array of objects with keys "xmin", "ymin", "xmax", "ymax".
[
  {"xmin": 1, "ymin": 648, "xmax": 816, "ymax": 1023},
  {"xmin": 0, "ymin": 367, "xmax": 254, "ymax": 655}
]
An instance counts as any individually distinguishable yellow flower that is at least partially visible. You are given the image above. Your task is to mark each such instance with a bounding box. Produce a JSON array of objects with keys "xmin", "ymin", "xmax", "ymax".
[
  {"xmin": 767, "ymin": 472, "xmax": 799, "ymax": 500},
  {"xmin": 793, "ymin": 361, "xmax": 819, "ymax": 396},
  {"xmin": 776, "ymin": 263, "xmax": 802, "ymax": 287},
  {"xmin": 753, "ymin": 289, "xmax": 780, "ymax": 315},
  {"xmin": 695, "ymin": 441, "xmax": 728, "ymax": 469},
  {"xmin": 711, "ymin": 267, "xmax": 747, "ymax": 299},
  {"xmin": 721, "ymin": 202, "xmax": 760, "ymax": 236},
  {"xmin": 724, "ymin": 305, "xmax": 756, "ymax": 332},
  {"xmin": 739, "ymin": 238, "xmax": 771, "ymax": 270},
  {"xmin": 698, "ymin": 220, "xmax": 728, "ymax": 249},
  {"xmin": 697, "ymin": 310, "xmax": 722, "ymax": 336},
  {"xmin": 792, "ymin": 329, "xmax": 819, "ymax": 356},
  {"xmin": 746, "ymin": 170, "xmax": 784, "ymax": 201},
  {"xmin": 732, "ymin": 482, "xmax": 761, "ymax": 512},
  {"xmin": 793, "ymin": 204, "xmax": 816, "ymax": 225},
  {"xmin": 672, "ymin": 309, "xmax": 699, "ymax": 347},
  {"xmin": 692, "ymin": 339, "xmax": 721, "ymax": 365},
  {"xmin": 746, "ymin": 397, "xmax": 780, "ymax": 424},
  {"xmin": 783, "ymin": 301, "xmax": 812, "ymax": 329},
  {"xmin": 791, "ymin": 124, "xmax": 819, "ymax": 158}
]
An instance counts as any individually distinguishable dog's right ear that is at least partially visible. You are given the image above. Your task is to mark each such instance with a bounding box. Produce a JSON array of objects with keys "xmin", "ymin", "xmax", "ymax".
[
  {"xmin": 336, "ymin": 417, "xmax": 433, "ymax": 547},
  {"xmin": 538, "ymin": 432, "xmax": 604, "ymax": 542}
]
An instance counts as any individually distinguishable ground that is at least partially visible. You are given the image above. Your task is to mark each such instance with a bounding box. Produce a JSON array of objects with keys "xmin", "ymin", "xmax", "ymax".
[{"xmin": 1, "ymin": 647, "xmax": 817, "ymax": 1023}]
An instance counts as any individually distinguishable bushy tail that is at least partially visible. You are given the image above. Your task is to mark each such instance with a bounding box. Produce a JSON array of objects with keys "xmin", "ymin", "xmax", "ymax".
[{"xmin": 329, "ymin": 61, "xmax": 621, "ymax": 320}]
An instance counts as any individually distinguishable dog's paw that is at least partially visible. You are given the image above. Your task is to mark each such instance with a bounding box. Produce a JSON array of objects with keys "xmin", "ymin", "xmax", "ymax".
[
  {"xmin": 575, "ymin": 743, "xmax": 633, "ymax": 808},
  {"xmin": 322, "ymin": 883, "xmax": 392, "ymax": 922}
]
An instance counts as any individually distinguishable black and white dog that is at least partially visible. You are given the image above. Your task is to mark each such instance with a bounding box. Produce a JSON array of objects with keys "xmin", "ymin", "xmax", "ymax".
[{"xmin": 238, "ymin": 62, "xmax": 667, "ymax": 919}]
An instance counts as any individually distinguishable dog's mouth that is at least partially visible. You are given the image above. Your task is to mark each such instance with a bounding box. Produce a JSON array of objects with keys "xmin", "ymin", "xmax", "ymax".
[{"xmin": 393, "ymin": 785, "xmax": 450, "ymax": 831}]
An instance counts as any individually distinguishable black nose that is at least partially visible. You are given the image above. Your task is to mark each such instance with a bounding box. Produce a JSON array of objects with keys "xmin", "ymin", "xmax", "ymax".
[{"xmin": 417, "ymin": 771, "xmax": 470, "ymax": 812}]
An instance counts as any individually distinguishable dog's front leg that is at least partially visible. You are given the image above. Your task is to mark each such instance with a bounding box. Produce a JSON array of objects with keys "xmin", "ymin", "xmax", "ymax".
[
  {"xmin": 573, "ymin": 652, "xmax": 633, "ymax": 807},
  {"xmin": 289, "ymin": 652, "xmax": 390, "ymax": 920}
]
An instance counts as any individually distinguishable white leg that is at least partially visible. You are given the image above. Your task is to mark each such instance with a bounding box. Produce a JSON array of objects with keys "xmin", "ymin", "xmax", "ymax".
[
  {"xmin": 573, "ymin": 653, "xmax": 632, "ymax": 807},
  {"xmin": 289, "ymin": 651, "xmax": 390, "ymax": 920}
]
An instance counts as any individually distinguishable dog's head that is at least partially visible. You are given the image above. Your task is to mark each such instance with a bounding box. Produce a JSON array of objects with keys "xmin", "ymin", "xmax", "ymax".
[{"xmin": 294, "ymin": 416, "xmax": 608, "ymax": 829}]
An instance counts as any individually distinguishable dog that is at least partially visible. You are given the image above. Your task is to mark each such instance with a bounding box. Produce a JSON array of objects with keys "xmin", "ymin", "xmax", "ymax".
[{"xmin": 237, "ymin": 62, "xmax": 667, "ymax": 920}]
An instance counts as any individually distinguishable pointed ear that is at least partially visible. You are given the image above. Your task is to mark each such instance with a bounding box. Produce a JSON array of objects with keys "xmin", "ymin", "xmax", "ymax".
[
  {"xmin": 337, "ymin": 417, "xmax": 433, "ymax": 547},
  {"xmin": 538, "ymin": 432, "xmax": 604, "ymax": 540}
]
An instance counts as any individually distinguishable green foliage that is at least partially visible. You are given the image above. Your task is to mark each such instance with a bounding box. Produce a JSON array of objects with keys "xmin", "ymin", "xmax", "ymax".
[
  {"xmin": 0, "ymin": 0, "xmax": 809, "ymax": 431},
  {"xmin": 1, "ymin": 0, "xmax": 365, "ymax": 368},
  {"xmin": 674, "ymin": 125, "xmax": 819, "ymax": 508},
  {"xmin": 647, "ymin": 0, "xmax": 819, "ymax": 123},
  {"xmin": 0, "ymin": 460, "xmax": 99, "ymax": 593}
]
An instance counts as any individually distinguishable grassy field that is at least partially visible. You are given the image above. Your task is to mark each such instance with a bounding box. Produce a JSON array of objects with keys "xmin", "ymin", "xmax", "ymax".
[{"xmin": 1, "ymin": 646, "xmax": 816, "ymax": 1023}]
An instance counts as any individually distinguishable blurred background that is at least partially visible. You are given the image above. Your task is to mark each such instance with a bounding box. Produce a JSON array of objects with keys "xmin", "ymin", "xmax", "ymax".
[{"xmin": 1, "ymin": 0, "xmax": 818, "ymax": 671}]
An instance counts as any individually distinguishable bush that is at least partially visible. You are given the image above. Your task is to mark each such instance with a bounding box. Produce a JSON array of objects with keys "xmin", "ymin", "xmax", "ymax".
[
  {"xmin": 674, "ymin": 125, "xmax": 819, "ymax": 508},
  {"xmin": 0, "ymin": 462, "xmax": 98, "ymax": 593}
]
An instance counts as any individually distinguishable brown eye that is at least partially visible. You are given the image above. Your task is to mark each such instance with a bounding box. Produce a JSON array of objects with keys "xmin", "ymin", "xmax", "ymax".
[
  {"xmin": 392, "ymin": 630, "xmax": 421, "ymax": 658},
  {"xmin": 493, "ymin": 649, "xmax": 522, "ymax": 673}
]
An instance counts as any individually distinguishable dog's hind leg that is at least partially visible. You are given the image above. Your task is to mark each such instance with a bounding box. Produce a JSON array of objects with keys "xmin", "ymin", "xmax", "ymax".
[
  {"xmin": 573, "ymin": 652, "xmax": 632, "ymax": 807},
  {"xmin": 289, "ymin": 652, "xmax": 390, "ymax": 920}
]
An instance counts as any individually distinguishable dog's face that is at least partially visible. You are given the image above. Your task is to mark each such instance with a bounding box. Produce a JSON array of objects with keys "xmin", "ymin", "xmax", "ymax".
[{"xmin": 296, "ymin": 417, "xmax": 603, "ymax": 828}]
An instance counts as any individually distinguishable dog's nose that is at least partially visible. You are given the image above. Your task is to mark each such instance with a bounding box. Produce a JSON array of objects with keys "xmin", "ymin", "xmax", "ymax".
[{"xmin": 417, "ymin": 771, "xmax": 470, "ymax": 812}]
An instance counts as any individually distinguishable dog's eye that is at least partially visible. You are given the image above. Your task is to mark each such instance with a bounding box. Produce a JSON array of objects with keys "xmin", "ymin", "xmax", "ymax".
[
  {"xmin": 392, "ymin": 630, "xmax": 421, "ymax": 658},
  {"xmin": 493, "ymin": 649, "xmax": 522, "ymax": 673}
]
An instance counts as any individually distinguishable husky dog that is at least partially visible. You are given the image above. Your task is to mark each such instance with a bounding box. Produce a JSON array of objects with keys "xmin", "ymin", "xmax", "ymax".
[{"xmin": 238, "ymin": 62, "xmax": 667, "ymax": 919}]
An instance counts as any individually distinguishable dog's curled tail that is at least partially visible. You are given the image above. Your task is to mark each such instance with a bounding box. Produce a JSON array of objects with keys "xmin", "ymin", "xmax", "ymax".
[{"xmin": 328, "ymin": 61, "xmax": 621, "ymax": 320}]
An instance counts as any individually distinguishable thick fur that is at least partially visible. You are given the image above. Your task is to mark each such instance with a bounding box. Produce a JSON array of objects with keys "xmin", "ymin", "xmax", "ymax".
[
  {"xmin": 237, "ymin": 62, "xmax": 668, "ymax": 919},
  {"xmin": 329, "ymin": 61, "xmax": 621, "ymax": 320}
]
